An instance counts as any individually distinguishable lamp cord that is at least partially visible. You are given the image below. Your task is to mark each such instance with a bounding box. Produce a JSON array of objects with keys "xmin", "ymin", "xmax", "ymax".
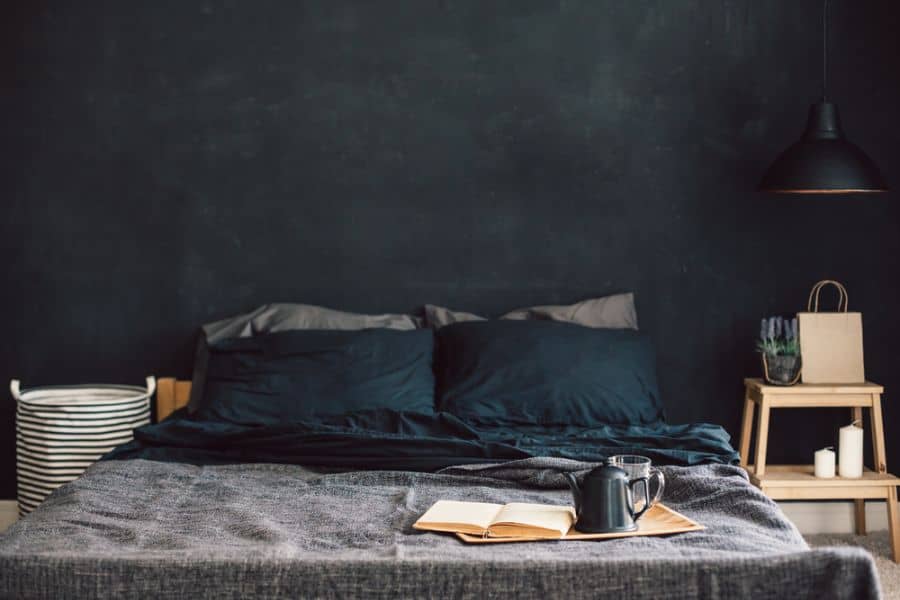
[{"xmin": 822, "ymin": 0, "xmax": 828, "ymax": 100}]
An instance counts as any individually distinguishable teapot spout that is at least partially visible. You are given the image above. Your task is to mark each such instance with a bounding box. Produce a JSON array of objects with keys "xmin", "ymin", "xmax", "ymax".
[{"xmin": 564, "ymin": 471, "xmax": 582, "ymax": 515}]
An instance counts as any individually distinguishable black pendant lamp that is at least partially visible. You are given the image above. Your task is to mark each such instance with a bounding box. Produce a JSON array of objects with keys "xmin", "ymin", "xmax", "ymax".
[{"xmin": 759, "ymin": 0, "xmax": 887, "ymax": 194}]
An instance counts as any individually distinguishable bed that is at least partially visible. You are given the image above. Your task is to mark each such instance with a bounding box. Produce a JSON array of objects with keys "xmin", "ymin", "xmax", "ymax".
[{"xmin": 0, "ymin": 305, "xmax": 884, "ymax": 599}]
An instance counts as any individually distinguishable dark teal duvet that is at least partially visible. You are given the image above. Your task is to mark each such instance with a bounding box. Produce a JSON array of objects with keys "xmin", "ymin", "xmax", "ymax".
[{"xmin": 105, "ymin": 408, "xmax": 739, "ymax": 469}]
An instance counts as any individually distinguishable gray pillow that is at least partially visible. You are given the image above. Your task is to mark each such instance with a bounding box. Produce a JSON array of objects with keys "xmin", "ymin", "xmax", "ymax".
[
  {"xmin": 421, "ymin": 305, "xmax": 486, "ymax": 328},
  {"xmin": 424, "ymin": 293, "xmax": 638, "ymax": 330},
  {"xmin": 188, "ymin": 303, "xmax": 422, "ymax": 413},
  {"xmin": 202, "ymin": 303, "xmax": 421, "ymax": 345}
]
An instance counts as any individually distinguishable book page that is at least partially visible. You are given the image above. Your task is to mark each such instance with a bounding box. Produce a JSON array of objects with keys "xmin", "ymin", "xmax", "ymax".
[
  {"xmin": 412, "ymin": 500, "xmax": 504, "ymax": 535},
  {"xmin": 488, "ymin": 502, "xmax": 575, "ymax": 538}
]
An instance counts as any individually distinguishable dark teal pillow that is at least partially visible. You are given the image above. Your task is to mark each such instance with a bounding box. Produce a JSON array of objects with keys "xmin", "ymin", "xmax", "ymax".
[
  {"xmin": 197, "ymin": 328, "xmax": 435, "ymax": 424},
  {"xmin": 435, "ymin": 320, "xmax": 664, "ymax": 427}
]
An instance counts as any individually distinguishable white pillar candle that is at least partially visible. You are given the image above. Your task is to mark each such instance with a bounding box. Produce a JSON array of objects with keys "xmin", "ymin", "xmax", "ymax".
[
  {"xmin": 839, "ymin": 422, "xmax": 864, "ymax": 478},
  {"xmin": 814, "ymin": 447, "xmax": 835, "ymax": 478}
]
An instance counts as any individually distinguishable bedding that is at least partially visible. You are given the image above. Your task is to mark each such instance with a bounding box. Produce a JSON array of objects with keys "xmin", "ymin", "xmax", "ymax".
[
  {"xmin": 189, "ymin": 303, "xmax": 422, "ymax": 412},
  {"xmin": 0, "ymin": 457, "xmax": 879, "ymax": 599},
  {"xmin": 424, "ymin": 292, "xmax": 639, "ymax": 329},
  {"xmin": 104, "ymin": 408, "xmax": 736, "ymax": 468},
  {"xmin": 436, "ymin": 320, "xmax": 664, "ymax": 427},
  {"xmin": 194, "ymin": 329, "xmax": 435, "ymax": 422},
  {"xmin": 0, "ymin": 310, "xmax": 879, "ymax": 599}
]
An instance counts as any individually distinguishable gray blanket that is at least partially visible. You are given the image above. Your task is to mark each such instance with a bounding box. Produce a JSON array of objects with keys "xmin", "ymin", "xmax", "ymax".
[{"xmin": 0, "ymin": 458, "xmax": 880, "ymax": 599}]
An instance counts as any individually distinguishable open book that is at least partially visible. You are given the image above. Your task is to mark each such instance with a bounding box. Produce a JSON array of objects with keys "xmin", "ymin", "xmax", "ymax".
[{"xmin": 413, "ymin": 500, "xmax": 575, "ymax": 539}]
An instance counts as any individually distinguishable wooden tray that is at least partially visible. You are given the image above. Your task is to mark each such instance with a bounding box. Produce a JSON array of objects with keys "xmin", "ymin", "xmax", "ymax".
[{"xmin": 455, "ymin": 503, "xmax": 703, "ymax": 544}]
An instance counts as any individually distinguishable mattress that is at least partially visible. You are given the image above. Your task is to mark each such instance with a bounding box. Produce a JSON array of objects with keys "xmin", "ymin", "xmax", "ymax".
[{"xmin": 0, "ymin": 457, "xmax": 880, "ymax": 599}]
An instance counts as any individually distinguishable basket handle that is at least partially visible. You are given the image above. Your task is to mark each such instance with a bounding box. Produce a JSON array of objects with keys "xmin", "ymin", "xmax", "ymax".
[
  {"xmin": 145, "ymin": 376, "xmax": 156, "ymax": 398},
  {"xmin": 807, "ymin": 280, "xmax": 848, "ymax": 313}
]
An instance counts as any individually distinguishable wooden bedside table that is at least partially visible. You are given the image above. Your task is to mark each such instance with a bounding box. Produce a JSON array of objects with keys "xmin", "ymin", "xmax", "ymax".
[{"xmin": 739, "ymin": 378, "xmax": 900, "ymax": 562}]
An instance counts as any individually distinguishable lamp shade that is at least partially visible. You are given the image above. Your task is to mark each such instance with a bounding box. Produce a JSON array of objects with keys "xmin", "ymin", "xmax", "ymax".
[{"xmin": 758, "ymin": 101, "xmax": 887, "ymax": 194}]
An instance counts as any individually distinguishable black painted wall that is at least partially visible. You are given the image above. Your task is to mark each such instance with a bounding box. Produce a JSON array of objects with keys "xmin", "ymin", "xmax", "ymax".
[{"xmin": 2, "ymin": 1, "xmax": 899, "ymax": 498}]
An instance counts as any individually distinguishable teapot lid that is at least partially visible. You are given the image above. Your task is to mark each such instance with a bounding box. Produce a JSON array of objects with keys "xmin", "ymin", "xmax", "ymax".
[{"xmin": 586, "ymin": 460, "xmax": 630, "ymax": 481}]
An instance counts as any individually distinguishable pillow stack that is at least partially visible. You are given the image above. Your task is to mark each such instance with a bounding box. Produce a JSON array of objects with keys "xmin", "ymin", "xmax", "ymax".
[
  {"xmin": 190, "ymin": 293, "xmax": 664, "ymax": 428},
  {"xmin": 188, "ymin": 303, "xmax": 420, "ymax": 413}
]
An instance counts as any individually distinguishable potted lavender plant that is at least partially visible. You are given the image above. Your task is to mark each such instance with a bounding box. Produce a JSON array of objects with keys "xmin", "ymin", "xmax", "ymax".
[{"xmin": 757, "ymin": 316, "xmax": 801, "ymax": 386}]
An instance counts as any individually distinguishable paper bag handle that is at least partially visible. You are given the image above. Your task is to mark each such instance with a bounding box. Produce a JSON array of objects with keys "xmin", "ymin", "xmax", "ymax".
[{"xmin": 807, "ymin": 280, "xmax": 849, "ymax": 313}]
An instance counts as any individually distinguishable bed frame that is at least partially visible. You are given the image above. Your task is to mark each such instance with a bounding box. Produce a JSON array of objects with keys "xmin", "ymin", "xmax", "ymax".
[{"xmin": 156, "ymin": 378, "xmax": 192, "ymax": 422}]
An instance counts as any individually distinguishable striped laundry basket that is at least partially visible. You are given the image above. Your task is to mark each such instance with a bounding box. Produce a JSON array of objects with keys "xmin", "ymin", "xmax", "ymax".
[{"xmin": 10, "ymin": 377, "xmax": 155, "ymax": 516}]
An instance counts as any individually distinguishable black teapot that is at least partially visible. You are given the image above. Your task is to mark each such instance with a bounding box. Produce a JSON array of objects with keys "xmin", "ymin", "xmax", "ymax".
[{"xmin": 564, "ymin": 462, "xmax": 651, "ymax": 533}]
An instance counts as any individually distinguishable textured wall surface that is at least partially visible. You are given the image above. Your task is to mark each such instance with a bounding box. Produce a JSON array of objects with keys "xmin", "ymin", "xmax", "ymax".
[{"xmin": 2, "ymin": 1, "xmax": 899, "ymax": 498}]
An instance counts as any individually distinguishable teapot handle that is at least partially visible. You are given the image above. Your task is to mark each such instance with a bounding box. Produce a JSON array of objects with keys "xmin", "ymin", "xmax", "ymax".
[
  {"xmin": 563, "ymin": 471, "xmax": 582, "ymax": 516},
  {"xmin": 629, "ymin": 476, "xmax": 652, "ymax": 522}
]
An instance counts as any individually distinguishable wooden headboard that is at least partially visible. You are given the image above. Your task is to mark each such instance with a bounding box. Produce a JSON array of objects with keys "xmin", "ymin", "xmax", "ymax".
[{"xmin": 156, "ymin": 377, "xmax": 192, "ymax": 422}]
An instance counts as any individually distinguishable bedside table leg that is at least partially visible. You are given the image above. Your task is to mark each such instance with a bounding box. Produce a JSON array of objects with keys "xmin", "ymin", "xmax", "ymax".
[
  {"xmin": 754, "ymin": 400, "xmax": 771, "ymax": 477},
  {"xmin": 871, "ymin": 394, "xmax": 887, "ymax": 474},
  {"xmin": 739, "ymin": 394, "xmax": 754, "ymax": 468},
  {"xmin": 853, "ymin": 404, "xmax": 868, "ymax": 538},
  {"xmin": 888, "ymin": 487, "xmax": 899, "ymax": 563},
  {"xmin": 854, "ymin": 500, "xmax": 866, "ymax": 535}
]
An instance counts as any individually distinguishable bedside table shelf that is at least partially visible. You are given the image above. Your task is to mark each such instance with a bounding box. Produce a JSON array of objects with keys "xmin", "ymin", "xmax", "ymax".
[
  {"xmin": 739, "ymin": 378, "xmax": 899, "ymax": 562},
  {"xmin": 746, "ymin": 465, "xmax": 900, "ymax": 500}
]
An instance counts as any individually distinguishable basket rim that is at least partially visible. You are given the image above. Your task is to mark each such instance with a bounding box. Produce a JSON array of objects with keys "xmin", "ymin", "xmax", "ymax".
[{"xmin": 14, "ymin": 383, "xmax": 152, "ymax": 407}]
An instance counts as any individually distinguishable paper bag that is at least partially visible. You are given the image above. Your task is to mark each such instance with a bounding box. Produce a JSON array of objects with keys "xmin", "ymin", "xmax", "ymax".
[{"xmin": 798, "ymin": 280, "xmax": 865, "ymax": 383}]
